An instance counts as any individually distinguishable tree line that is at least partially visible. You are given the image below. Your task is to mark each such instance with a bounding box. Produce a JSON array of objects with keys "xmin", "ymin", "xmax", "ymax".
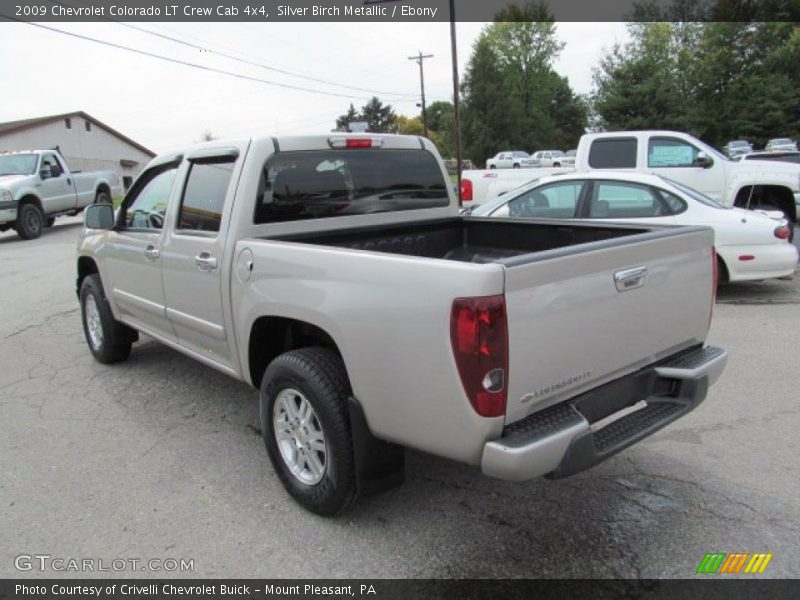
[{"xmin": 334, "ymin": 3, "xmax": 799, "ymax": 166}]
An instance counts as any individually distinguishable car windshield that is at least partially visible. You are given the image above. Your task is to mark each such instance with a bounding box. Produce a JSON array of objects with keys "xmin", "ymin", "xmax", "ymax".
[
  {"xmin": 661, "ymin": 177, "xmax": 730, "ymax": 209},
  {"xmin": 0, "ymin": 154, "xmax": 38, "ymax": 176}
]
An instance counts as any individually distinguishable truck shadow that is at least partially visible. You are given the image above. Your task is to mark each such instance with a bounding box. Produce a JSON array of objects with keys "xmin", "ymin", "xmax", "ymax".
[{"xmin": 90, "ymin": 338, "xmax": 789, "ymax": 578}]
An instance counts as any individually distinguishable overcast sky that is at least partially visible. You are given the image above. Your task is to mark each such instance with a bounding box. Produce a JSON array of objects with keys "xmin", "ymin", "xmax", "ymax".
[{"xmin": 0, "ymin": 21, "xmax": 628, "ymax": 153}]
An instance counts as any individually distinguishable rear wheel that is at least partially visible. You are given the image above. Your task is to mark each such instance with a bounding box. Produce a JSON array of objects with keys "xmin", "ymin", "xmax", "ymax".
[
  {"xmin": 489, "ymin": 164, "xmax": 496, "ymax": 169},
  {"xmin": 260, "ymin": 347, "xmax": 357, "ymax": 515},
  {"xmin": 15, "ymin": 203, "xmax": 44, "ymax": 240},
  {"xmin": 94, "ymin": 190, "xmax": 111, "ymax": 205},
  {"xmin": 716, "ymin": 256, "xmax": 730, "ymax": 290},
  {"xmin": 513, "ymin": 163, "xmax": 520, "ymax": 168}
]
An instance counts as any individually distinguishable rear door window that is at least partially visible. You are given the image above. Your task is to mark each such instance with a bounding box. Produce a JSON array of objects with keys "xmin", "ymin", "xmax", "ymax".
[
  {"xmin": 587, "ymin": 138, "xmax": 637, "ymax": 169},
  {"xmin": 589, "ymin": 181, "xmax": 665, "ymax": 218},
  {"xmin": 254, "ymin": 149, "xmax": 448, "ymax": 224},
  {"xmin": 504, "ymin": 181, "xmax": 584, "ymax": 219},
  {"xmin": 178, "ymin": 158, "xmax": 235, "ymax": 233}
]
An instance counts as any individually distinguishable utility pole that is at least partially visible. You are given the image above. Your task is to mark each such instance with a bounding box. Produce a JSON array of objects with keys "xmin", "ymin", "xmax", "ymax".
[
  {"xmin": 449, "ymin": 0, "xmax": 463, "ymax": 205},
  {"xmin": 408, "ymin": 51, "xmax": 434, "ymax": 137}
]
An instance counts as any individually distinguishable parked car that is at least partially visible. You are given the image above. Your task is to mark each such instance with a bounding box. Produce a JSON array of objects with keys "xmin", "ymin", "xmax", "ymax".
[
  {"xmin": 461, "ymin": 131, "xmax": 799, "ymax": 229},
  {"xmin": 77, "ymin": 133, "xmax": 726, "ymax": 515},
  {"xmin": 765, "ymin": 138, "xmax": 798, "ymax": 152},
  {"xmin": 486, "ymin": 151, "xmax": 539, "ymax": 169},
  {"xmin": 0, "ymin": 149, "xmax": 121, "ymax": 240},
  {"xmin": 471, "ymin": 171, "xmax": 798, "ymax": 284},
  {"xmin": 531, "ymin": 150, "xmax": 571, "ymax": 167},
  {"xmin": 723, "ymin": 140, "xmax": 753, "ymax": 157}
]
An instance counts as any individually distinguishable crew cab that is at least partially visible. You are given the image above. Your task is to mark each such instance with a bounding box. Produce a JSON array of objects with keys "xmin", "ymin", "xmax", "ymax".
[
  {"xmin": 486, "ymin": 151, "xmax": 539, "ymax": 169},
  {"xmin": 0, "ymin": 150, "xmax": 121, "ymax": 240},
  {"xmin": 76, "ymin": 134, "xmax": 727, "ymax": 515},
  {"xmin": 462, "ymin": 131, "xmax": 800, "ymax": 226}
]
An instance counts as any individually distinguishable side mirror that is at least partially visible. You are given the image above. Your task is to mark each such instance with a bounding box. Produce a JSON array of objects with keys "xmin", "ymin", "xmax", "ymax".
[
  {"xmin": 84, "ymin": 203, "xmax": 114, "ymax": 230},
  {"xmin": 695, "ymin": 152, "xmax": 714, "ymax": 169},
  {"xmin": 40, "ymin": 167, "xmax": 51, "ymax": 180},
  {"xmin": 50, "ymin": 164, "xmax": 61, "ymax": 177}
]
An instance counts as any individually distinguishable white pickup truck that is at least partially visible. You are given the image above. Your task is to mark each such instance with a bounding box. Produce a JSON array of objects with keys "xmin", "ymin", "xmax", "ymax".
[
  {"xmin": 76, "ymin": 134, "xmax": 726, "ymax": 515},
  {"xmin": 462, "ymin": 131, "xmax": 800, "ymax": 226},
  {"xmin": 0, "ymin": 150, "xmax": 121, "ymax": 240}
]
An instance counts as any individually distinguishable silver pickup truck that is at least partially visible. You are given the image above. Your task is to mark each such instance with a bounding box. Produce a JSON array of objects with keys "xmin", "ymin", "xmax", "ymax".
[
  {"xmin": 76, "ymin": 134, "xmax": 727, "ymax": 515},
  {"xmin": 0, "ymin": 150, "xmax": 121, "ymax": 240}
]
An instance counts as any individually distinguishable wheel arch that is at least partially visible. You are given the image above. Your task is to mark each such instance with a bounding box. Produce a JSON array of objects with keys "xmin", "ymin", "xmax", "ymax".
[
  {"xmin": 734, "ymin": 185, "xmax": 797, "ymax": 221},
  {"xmin": 18, "ymin": 193, "xmax": 43, "ymax": 213},
  {"xmin": 76, "ymin": 256, "xmax": 100, "ymax": 295},
  {"xmin": 247, "ymin": 316, "xmax": 347, "ymax": 390}
]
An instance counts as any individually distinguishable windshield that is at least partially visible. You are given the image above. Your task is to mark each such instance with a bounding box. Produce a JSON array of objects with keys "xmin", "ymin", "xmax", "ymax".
[
  {"xmin": 0, "ymin": 154, "xmax": 38, "ymax": 176},
  {"xmin": 661, "ymin": 177, "xmax": 729, "ymax": 209},
  {"xmin": 254, "ymin": 149, "xmax": 449, "ymax": 223}
]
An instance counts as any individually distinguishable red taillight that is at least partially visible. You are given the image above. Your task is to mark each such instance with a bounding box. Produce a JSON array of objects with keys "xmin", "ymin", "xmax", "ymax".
[
  {"xmin": 450, "ymin": 295, "xmax": 508, "ymax": 417},
  {"xmin": 346, "ymin": 138, "xmax": 372, "ymax": 148},
  {"xmin": 460, "ymin": 178, "xmax": 473, "ymax": 202},
  {"xmin": 774, "ymin": 225, "xmax": 791, "ymax": 240}
]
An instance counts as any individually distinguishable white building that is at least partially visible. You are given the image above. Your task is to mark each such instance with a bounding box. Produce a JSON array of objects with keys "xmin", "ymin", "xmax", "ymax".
[{"xmin": 0, "ymin": 111, "xmax": 155, "ymax": 190}]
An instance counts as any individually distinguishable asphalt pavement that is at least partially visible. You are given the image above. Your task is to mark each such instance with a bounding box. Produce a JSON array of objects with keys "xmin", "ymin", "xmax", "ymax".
[{"xmin": 0, "ymin": 217, "xmax": 798, "ymax": 578}]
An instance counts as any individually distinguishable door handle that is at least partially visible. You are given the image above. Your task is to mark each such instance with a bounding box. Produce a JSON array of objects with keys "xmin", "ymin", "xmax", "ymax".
[
  {"xmin": 143, "ymin": 245, "xmax": 160, "ymax": 261},
  {"xmin": 195, "ymin": 252, "xmax": 218, "ymax": 271},
  {"xmin": 614, "ymin": 266, "xmax": 648, "ymax": 292}
]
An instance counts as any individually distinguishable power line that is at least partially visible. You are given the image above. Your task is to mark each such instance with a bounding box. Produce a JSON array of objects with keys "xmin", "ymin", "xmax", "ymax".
[
  {"xmin": 45, "ymin": 0, "xmax": 417, "ymax": 100},
  {"xmin": 2, "ymin": 18, "xmax": 411, "ymax": 102}
]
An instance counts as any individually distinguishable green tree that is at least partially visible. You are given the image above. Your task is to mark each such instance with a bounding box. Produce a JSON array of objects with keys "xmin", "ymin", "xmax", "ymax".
[
  {"xmin": 424, "ymin": 101, "xmax": 455, "ymax": 157},
  {"xmin": 335, "ymin": 103, "xmax": 359, "ymax": 131},
  {"xmin": 360, "ymin": 97, "xmax": 396, "ymax": 133},
  {"xmin": 592, "ymin": 21, "xmax": 800, "ymax": 147},
  {"xmin": 459, "ymin": 2, "xmax": 587, "ymax": 164}
]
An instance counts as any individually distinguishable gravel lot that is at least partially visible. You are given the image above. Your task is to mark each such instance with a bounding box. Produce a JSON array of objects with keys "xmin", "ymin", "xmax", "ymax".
[{"xmin": 1, "ymin": 217, "xmax": 798, "ymax": 578}]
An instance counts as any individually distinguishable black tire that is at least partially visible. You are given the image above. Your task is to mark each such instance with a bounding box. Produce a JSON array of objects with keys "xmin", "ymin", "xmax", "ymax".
[
  {"xmin": 553, "ymin": 162, "xmax": 561, "ymax": 167},
  {"xmin": 489, "ymin": 164, "xmax": 496, "ymax": 169},
  {"xmin": 15, "ymin": 203, "xmax": 44, "ymax": 240},
  {"xmin": 79, "ymin": 274, "xmax": 134, "ymax": 364},
  {"xmin": 716, "ymin": 256, "xmax": 729, "ymax": 290},
  {"xmin": 45, "ymin": 217, "xmax": 56, "ymax": 228},
  {"xmin": 260, "ymin": 347, "xmax": 357, "ymax": 516},
  {"xmin": 95, "ymin": 190, "xmax": 111, "ymax": 204},
  {"xmin": 513, "ymin": 163, "xmax": 520, "ymax": 168}
]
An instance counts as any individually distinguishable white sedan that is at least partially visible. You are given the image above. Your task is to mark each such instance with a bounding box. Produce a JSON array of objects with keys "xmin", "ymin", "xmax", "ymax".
[{"xmin": 470, "ymin": 172, "xmax": 798, "ymax": 284}]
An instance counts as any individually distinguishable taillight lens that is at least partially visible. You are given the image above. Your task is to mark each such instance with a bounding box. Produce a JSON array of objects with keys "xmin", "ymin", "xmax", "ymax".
[
  {"xmin": 774, "ymin": 224, "xmax": 791, "ymax": 240},
  {"xmin": 460, "ymin": 178, "xmax": 473, "ymax": 202},
  {"xmin": 450, "ymin": 295, "xmax": 508, "ymax": 417}
]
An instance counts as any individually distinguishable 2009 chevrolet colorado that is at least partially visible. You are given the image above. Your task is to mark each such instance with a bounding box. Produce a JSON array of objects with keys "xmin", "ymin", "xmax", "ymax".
[{"xmin": 76, "ymin": 134, "xmax": 727, "ymax": 515}]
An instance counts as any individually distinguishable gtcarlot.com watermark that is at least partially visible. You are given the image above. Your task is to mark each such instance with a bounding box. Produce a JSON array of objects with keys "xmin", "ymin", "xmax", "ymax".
[{"xmin": 15, "ymin": 554, "xmax": 194, "ymax": 573}]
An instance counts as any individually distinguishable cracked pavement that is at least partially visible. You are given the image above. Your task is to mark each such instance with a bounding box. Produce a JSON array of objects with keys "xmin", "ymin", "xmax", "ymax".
[{"xmin": 0, "ymin": 218, "xmax": 798, "ymax": 578}]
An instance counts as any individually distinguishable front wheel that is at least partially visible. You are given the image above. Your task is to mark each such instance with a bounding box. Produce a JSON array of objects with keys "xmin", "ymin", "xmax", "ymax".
[
  {"xmin": 80, "ymin": 274, "xmax": 134, "ymax": 364},
  {"xmin": 260, "ymin": 347, "xmax": 357, "ymax": 515},
  {"xmin": 15, "ymin": 203, "xmax": 44, "ymax": 240},
  {"xmin": 513, "ymin": 163, "xmax": 520, "ymax": 168}
]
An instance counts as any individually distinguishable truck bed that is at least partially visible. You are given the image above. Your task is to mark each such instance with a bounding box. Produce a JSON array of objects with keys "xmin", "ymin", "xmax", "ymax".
[
  {"xmin": 272, "ymin": 217, "xmax": 650, "ymax": 264},
  {"xmin": 263, "ymin": 216, "xmax": 715, "ymax": 431}
]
